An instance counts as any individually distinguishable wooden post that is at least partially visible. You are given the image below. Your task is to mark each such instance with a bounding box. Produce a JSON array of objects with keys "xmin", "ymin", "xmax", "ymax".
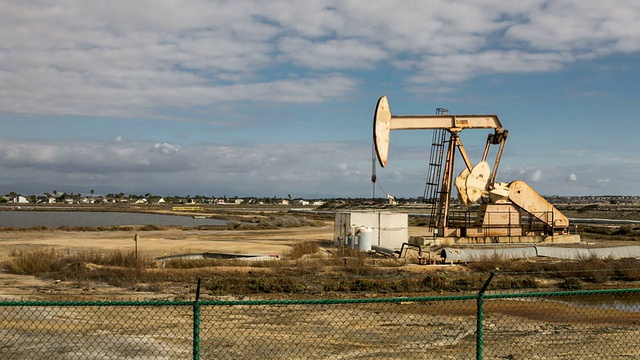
[{"xmin": 134, "ymin": 233, "xmax": 139, "ymax": 267}]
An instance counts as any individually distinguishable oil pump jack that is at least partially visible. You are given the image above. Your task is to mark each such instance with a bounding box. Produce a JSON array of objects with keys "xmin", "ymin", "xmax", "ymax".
[{"xmin": 373, "ymin": 95, "xmax": 579, "ymax": 244}]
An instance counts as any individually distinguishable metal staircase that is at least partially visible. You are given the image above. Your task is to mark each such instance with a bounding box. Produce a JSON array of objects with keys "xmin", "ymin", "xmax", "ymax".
[{"xmin": 422, "ymin": 108, "xmax": 449, "ymax": 229}]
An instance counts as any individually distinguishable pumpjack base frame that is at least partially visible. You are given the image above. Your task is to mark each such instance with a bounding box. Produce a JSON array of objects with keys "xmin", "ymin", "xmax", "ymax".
[{"xmin": 409, "ymin": 234, "xmax": 581, "ymax": 247}]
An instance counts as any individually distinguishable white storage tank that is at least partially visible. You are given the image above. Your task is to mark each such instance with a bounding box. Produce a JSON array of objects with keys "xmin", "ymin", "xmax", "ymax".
[{"xmin": 356, "ymin": 226, "xmax": 372, "ymax": 251}]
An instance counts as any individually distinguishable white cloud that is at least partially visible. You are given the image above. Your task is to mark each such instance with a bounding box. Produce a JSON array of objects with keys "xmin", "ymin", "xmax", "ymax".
[
  {"xmin": 510, "ymin": 167, "xmax": 544, "ymax": 183},
  {"xmin": 150, "ymin": 143, "xmax": 181, "ymax": 155},
  {"xmin": 530, "ymin": 169, "xmax": 543, "ymax": 182},
  {"xmin": 1, "ymin": 1, "xmax": 639, "ymax": 120},
  {"xmin": 407, "ymin": 50, "xmax": 570, "ymax": 85},
  {"xmin": 567, "ymin": 173, "xmax": 578, "ymax": 182},
  {"xmin": 278, "ymin": 38, "xmax": 388, "ymax": 70},
  {"xmin": 505, "ymin": 1, "xmax": 640, "ymax": 54}
]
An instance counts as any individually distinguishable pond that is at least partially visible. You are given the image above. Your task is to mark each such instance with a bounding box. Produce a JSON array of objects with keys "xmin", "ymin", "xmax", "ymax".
[
  {"xmin": 0, "ymin": 211, "xmax": 228, "ymax": 228},
  {"xmin": 558, "ymin": 292, "xmax": 640, "ymax": 313}
]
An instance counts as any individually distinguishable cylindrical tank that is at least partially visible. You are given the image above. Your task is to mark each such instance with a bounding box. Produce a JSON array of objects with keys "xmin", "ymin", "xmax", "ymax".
[
  {"xmin": 356, "ymin": 226, "xmax": 372, "ymax": 251},
  {"xmin": 347, "ymin": 225, "xmax": 355, "ymax": 248}
]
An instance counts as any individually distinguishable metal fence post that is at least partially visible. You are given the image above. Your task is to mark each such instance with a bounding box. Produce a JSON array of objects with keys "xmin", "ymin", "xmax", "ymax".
[
  {"xmin": 193, "ymin": 277, "xmax": 202, "ymax": 360},
  {"xmin": 476, "ymin": 272, "xmax": 495, "ymax": 360}
]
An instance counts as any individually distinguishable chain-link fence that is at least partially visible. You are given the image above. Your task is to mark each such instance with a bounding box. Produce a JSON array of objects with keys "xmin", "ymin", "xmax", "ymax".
[{"xmin": 1, "ymin": 279, "xmax": 639, "ymax": 359}]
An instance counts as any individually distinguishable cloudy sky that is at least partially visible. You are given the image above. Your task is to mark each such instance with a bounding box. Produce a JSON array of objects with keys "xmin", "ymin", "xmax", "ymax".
[{"xmin": 1, "ymin": 1, "xmax": 640, "ymax": 198}]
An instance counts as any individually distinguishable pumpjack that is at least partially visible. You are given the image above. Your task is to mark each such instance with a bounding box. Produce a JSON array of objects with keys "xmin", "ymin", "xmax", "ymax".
[{"xmin": 373, "ymin": 95, "xmax": 579, "ymax": 244}]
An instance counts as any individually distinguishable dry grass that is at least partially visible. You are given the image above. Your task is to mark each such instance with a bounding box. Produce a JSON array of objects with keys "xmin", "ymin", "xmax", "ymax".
[
  {"xmin": 467, "ymin": 253, "xmax": 640, "ymax": 288},
  {"xmin": 4, "ymin": 245, "xmax": 640, "ymax": 296},
  {"xmin": 1, "ymin": 246, "xmax": 412, "ymax": 295},
  {"xmin": 288, "ymin": 241, "xmax": 320, "ymax": 260},
  {"xmin": 255, "ymin": 215, "xmax": 324, "ymax": 229},
  {"xmin": 577, "ymin": 224, "xmax": 640, "ymax": 241},
  {"xmin": 4, "ymin": 248, "xmax": 61, "ymax": 275},
  {"xmin": 4, "ymin": 247, "xmax": 153, "ymax": 278}
]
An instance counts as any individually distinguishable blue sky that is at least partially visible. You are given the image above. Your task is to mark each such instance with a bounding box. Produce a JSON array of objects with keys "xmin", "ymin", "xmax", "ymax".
[{"xmin": 1, "ymin": 1, "xmax": 639, "ymax": 198}]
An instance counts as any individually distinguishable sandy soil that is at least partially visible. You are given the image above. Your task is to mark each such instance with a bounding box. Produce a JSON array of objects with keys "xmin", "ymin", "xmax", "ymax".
[{"xmin": 0, "ymin": 225, "xmax": 336, "ymax": 260}]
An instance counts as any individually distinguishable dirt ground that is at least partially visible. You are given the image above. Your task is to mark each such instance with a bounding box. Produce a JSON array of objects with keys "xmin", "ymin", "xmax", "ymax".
[{"xmin": 0, "ymin": 225, "xmax": 335, "ymax": 261}]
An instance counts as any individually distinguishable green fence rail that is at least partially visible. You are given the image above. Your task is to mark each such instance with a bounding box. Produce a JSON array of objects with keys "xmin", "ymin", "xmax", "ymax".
[{"xmin": 1, "ymin": 276, "xmax": 640, "ymax": 359}]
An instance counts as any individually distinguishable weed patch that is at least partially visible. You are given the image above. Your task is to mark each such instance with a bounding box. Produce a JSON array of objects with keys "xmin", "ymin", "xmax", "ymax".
[
  {"xmin": 256, "ymin": 215, "xmax": 323, "ymax": 229},
  {"xmin": 288, "ymin": 241, "xmax": 320, "ymax": 260}
]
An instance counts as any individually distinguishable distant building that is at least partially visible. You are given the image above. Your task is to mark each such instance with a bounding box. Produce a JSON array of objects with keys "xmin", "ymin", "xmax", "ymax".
[{"xmin": 12, "ymin": 196, "xmax": 29, "ymax": 204}]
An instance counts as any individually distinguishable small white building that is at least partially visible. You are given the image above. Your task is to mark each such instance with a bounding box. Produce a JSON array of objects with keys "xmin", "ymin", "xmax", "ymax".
[{"xmin": 334, "ymin": 211, "xmax": 408, "ymax": 250}]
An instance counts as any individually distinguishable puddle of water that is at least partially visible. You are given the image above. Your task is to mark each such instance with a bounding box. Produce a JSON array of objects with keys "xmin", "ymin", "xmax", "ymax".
[{"xmin": 551, "ymin": 293, "xmax": 640, "ymax": 313}]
